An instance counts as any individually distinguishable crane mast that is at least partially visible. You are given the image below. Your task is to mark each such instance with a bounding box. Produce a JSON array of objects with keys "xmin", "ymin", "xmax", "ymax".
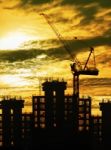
[{"xmin": 40, "ymin": 13, "xmax": 99, "ymax": 98}]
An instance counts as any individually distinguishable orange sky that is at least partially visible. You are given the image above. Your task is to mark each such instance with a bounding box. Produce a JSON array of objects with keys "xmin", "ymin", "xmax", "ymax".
[{"xmin": 0, "ymin": 0, "xmax": 111, "ymax": 114}]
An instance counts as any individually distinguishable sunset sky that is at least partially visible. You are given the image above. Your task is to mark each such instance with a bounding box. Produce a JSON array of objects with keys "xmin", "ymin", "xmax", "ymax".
[{"xmin": 0, "ymin": 0, "xmax": 111, "ymax": 113}]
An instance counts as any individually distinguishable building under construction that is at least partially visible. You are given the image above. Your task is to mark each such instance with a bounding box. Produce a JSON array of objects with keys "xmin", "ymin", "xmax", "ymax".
[
  {"xmin": 0, "ymin": 80, "xmax": 110, "ymax": 150},
  {"xmin": 32, "ymin": 80, "xmax": 92, "ymax": 149},
  {"xmin": 0, "ymin": 97, "xmax": 32, "ymax": 149}
]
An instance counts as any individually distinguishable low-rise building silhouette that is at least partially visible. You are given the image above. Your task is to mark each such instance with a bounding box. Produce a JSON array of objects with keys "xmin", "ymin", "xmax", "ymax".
[
  {"xmin": 91, "ymin": 115, "xmax": 102, "ymax": 149},
  {"xmin": 0, "ymin": 97, "xmax": 24, "ymax": 148},
  {"xmin": 0, "ymin": 80, "xmax": 111, "ymax": 150},
  {"xmin": 100, "ymin": 101, "xmax": 111, "ymax": 148}
]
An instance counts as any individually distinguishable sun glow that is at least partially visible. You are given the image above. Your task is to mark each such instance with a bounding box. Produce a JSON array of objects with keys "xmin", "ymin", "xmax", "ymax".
[
  {"xmin": 1, "ymin": 75, "xmax": 30, "ymax": 87},
  {"xmin": 0, "ymin": 32, "xmax": 31, "ymax": 50}
]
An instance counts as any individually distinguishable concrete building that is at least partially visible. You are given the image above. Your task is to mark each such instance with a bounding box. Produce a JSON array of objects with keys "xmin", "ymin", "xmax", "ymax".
[
  {"xmin": 91, "ymin": 115, "xmax": 102, "ymax": 149},
  {"xmin": 78, "ymin": 97, "xmax": 92, "ymax": 132},
  {"xmin": 100, "ymin": 101, "xmax": 111, "ymax": 148},
  {"xmin": 33, "ymin": 80, "xmax": 67, "ymax": 129},
  {"xmin": 0, "ymin": 98, "xmax": 24, "ymax": 148}
]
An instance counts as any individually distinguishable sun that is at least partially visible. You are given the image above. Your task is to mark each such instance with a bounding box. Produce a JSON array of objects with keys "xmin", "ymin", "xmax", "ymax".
[
  {"xmin": 1, "ymin": 75, "xmax": 30, "ymax": 87},
  {"xmin": 0, "ymin": 32, "xmax": 31, "ymax": 50}
]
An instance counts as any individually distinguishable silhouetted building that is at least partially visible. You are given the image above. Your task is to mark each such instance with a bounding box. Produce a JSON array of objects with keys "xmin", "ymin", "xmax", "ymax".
[
  {"xmin": 76, "ymin": 97, "xmax": 92, "ymax": 149},
  {"xmin": 91, "ymin": 115, "xmax": 102, "ymax": 149},
  {"xmin": 0, "ymin": 97, "xmax": 24, "ymax": 148},
  {"xmin": 32, "ymin": 95, "xmax": 45, "ymax": 128},
  {"xmin": 100, "ymin": 101, "xmax": 111, "ymax": 148},
  {"xmin": 32, "ymin": 80, "xmax": 75, "ymax": 149},
  {"xmin": 78, "ymin": 97, "xmax": 91, "ymax": 132},
  {"xmin": 22, "ymin": 113, "xmax": 33, "ymax": 149},
  {"xmin": 32, "ymin": 80, "xmax": 93, "ymax": 149},
  {"xmin": 0, "ymin": 79, "xmax": 109, "ymax": 150},
  {"xmin": 33, "ymin": 80, "xmax": 67, "ymax": 129},
  {"xmin": 42, "ymin": 80, "xmax": 66, "ymax": 129},
  {"xmin": 64, "ymin": 95, "xmax": 74, "ymax": 129}
]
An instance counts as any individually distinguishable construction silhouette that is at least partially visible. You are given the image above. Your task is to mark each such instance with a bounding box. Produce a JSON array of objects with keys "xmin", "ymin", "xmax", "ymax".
[
  {"xmin": 40, "ymin": 12, "xmax": 99, "ymax": 97},
  {"xmin": 40, "ymin": 12, "xmax": 99, "ymax": 138},
  {"xmin": 0, "ymin": 78, "xmax": 110, "ymax": 150},
  {"xmin": 0, "ymin": 13, "xmax": 111, "ymax": 150}
]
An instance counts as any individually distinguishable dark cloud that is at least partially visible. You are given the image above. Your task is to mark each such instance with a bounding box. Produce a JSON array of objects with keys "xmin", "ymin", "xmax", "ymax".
[
  {"xmin": 62, "ymin": 0, "xmax": 93, "ymax": 5},
  {"xmin": 84, "ymin": 36, "xmax": 111, "ymax": 48},
  {"xmin": 61, "ymin": 0, "xmax": 111, "ymax": 27},
  {"xmin": 3, "ymin": 0, "xmax": 53, "ymax": 10},
  {"xmin": 60, "ymin": 36, "xmax": 111, "ymax": 55},
  {"xmin": 18, "ymin": 36, "xmax": 111, "ymax": 62},
  {"xmin": 62, "ymin": 0, "xmax": 111, "ymax": 8},
  {"xmin": 98, "ymin": 0, "xmax": 111, "ymax": 8},
  {"xmin": 30, "ymin": 0, "xmax": 52, "ymax": 5},
  {"xmin": 81, "ymin": 78, "xmax": 111, "ymax": 87},
  {"xmin": 22, "ymin": 39, "xmax": 91, "ymax": 60},
  {"xmin": 0, "ymin": 49, "xmax": 42, "ymax": 62},
  {"xmin": 20, "ymin": 0, "xmax": 52, "ymax": 6},
  {"xmin": 78, "ymin": 6, "xmax": 98, "ymax": 25},
  {"xmin": 0, "ymin": 47, "xmax": 68, "ymax": 63}
]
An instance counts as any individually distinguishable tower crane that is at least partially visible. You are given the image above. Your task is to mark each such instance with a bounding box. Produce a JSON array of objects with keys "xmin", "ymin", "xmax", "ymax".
[{"xmin": 40, "ymin": 13, "xmax": 99, "ymax": 98}]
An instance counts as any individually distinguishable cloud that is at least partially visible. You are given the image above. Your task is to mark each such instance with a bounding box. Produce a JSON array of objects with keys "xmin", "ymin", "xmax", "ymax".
[
  {"xmin": 62, "ymin": 0, "xmax": 111, "ymax": 8},
  {"xmin": 80, "ymin": 77, "xmax": 111, "ymax": 96},
  {"xmin": 0, "ymin": 48, "xmax": 64, "ymax": 63},
  {"xmin": 81, "ymin": 78, "xmax": 111, "ymax": 87},
  {"xmin": 3, "ymin": 0, "xmax": 60, "ymax": 10},
  {"xmin": 0, "ymin": 34, "xmax": 110, "ymax": 63},
  {"xmin": 0, "ymin": 49, "xmax": 43, "ymax": 62},
  {"xmin": 78, "ymin": 5, "xmax": 98, "ymax": 25},
  {"xmin": 21, "ymin": 0, "xmax": 52, "ymax": 5},
  {"xmin": 0, "ymin": 0, "xmax": 111, "ymax": 100},
  {"xmin": 97, "ymin": 51, "xmax": 111, "ymax": 65}
]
